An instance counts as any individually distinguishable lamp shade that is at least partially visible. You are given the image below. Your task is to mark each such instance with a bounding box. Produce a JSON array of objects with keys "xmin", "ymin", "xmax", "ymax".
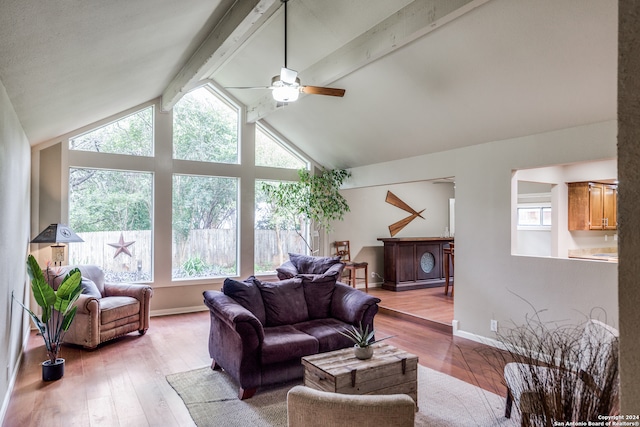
[{"xmin": 31, "ymin": 224, "xmax": 84, "ymax": 244}]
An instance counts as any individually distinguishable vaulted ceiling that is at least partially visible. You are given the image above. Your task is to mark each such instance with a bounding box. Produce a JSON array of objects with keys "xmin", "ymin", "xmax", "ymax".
[{"xmin": 0, "ymin": 0, "xmax": 617, "ymax": 169}]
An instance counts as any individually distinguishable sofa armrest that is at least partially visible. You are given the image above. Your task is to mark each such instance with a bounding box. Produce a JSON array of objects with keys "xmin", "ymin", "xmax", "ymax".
[
  {"xmin": 203, "ymin": 290, "xmax": 264, "ymax": 343},
  {"xmin": 331, "ymin": 283, "xmax": 381, "ymax": 326},
  {"xmin": 104, "ymin": 282, "xmax": 153, "ymax": 331}
]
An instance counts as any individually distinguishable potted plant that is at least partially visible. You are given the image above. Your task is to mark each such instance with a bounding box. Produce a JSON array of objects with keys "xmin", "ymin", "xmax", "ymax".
[
  {"xmin": 339, "ymin": 322, "xmax": 393, "ymax": 360},
  {"xmin": 16, "ymin": 255, "xmax": 82, "ymax": 381},
  {"xmin": 261, "ymin": 168, "xmax": 351, "ymax": 253}
]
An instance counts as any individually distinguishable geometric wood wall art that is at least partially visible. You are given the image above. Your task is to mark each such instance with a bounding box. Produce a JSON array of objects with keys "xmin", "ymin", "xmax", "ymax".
[{"xmin": 385, "ymin": 191, "xmax": 425, "ymax": 237}]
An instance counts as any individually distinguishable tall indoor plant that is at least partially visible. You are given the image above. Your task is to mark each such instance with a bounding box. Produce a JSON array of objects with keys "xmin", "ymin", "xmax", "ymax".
[
  {"xmin": 261, "ymin": 167, "xmax": 351, "ymax": 252},
  {"xmin": 16, "ymin": 255, "xmax": 82, "ymax": 380}
]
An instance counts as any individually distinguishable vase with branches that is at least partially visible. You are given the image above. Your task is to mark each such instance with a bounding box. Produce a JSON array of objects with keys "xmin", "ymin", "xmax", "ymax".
[{"xmin": 478, "ymin": 303, "xmax": 619, "ymax": 427}]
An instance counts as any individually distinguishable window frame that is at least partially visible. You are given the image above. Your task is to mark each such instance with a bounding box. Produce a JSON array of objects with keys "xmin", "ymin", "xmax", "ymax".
[{"xmin": 52, "ymin": 84, "xmax": 313, "ymax": 289}]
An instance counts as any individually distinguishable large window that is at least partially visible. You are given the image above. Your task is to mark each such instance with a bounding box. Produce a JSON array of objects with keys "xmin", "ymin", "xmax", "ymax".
[
  {"xmin": 173, "ymin": 87, "xmax": 239, "ymax": 164},
  {"xmin": 62, "ymin": 84, "xmax": 309, "ymax": 286},
  {"xmin": 172, "ymin": 174, "xmax": 238, "ymax": 279},
  {"xmin": 69, "ymin": 107, "xmax": 153, "ymax": 156},
  {"xmin": 68, "ymin": 168, "xmax": 153, "ymax": 282}
]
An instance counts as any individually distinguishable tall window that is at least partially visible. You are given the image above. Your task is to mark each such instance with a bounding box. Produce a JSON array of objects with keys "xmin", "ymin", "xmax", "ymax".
[
  {"xmin": 68, "ymin": 168, "xmax": 153, "ymax": 282},
  {"xmin": 254, "ymin": 126, "xmax": 308, "ymax": 273},
  {"xmin": 172, "ymin": 175, "xmax": 238, "ymax": 279},
  {"xmin": 173, "ymin": 87, "xmax": 239, "ymax": 164},
  {"xmin": 69, "ymin": 107, "xmax": 153, "ymax": 156}
]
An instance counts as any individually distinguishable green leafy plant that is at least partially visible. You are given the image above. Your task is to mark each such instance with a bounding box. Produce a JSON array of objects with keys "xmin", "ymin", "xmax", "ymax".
[
  {"xmin": 261, "ymin": 168, "xmax": 351, "ymax": 251},
  {"xmin": 15, "ymin": 255, "xmax": 82, "ymax": 364},
  {"xmin": 338, "ymin": 322, "xmax": 393, "ymax": 348}
]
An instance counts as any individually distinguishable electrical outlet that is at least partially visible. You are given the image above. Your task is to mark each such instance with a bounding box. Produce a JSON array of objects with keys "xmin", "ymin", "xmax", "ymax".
[
  {"xmin": 370, "ymin": 272, "xmax": 376, "ymax": 278},
  {"xmin": 490, "ymin": 319, "xmax": 498, "ymax": 332}
]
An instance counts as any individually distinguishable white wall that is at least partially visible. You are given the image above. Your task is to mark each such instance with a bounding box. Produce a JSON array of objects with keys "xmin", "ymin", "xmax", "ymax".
[
  {"xmin": 345, "ymin": 120, "xmax": 618, "ymax": 340},
  {"xmin": 329, "ymin": 180, "xmax": 455, "ymax": 285},
  {"xmin": 0, "ymin": 79, "xmax": 31, "ymax": 422}
]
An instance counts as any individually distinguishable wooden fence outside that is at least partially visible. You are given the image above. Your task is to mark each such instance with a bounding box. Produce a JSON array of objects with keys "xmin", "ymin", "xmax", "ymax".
[{"xmin": 68, "ymin": 229, "xmax": 306, "ymax": 275}]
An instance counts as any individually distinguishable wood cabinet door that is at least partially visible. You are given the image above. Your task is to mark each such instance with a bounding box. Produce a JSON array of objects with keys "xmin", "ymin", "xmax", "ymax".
[
  {"xmin": 568, "ymin": 182, "xmax": 590, "ymax": 230},
  {"xmin": 588, "ymin": 183, "xmax": 604, "ymax": 230},
  {"xmin": 603, "ymin": 184, "xmax": 617, "ymax": 229},
  {"xmin": 397, "ymin": 244, "xmax": 416, "ymax": 283}
]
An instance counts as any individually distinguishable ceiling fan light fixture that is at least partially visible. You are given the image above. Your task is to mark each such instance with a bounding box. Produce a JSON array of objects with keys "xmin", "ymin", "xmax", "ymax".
[{"xmin": 271, "ymin": 75, "xmax": 300, "ymax": 102}]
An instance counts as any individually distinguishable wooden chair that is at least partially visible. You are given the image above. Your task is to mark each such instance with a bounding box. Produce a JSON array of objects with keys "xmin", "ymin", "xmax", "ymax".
[
  {"xmin": 334, "ymin": 240, "xmax": 368, "ymax": 292},
  {"xmin": 443, "ymin": 242, "xmax": 454, "ymax": 296}
]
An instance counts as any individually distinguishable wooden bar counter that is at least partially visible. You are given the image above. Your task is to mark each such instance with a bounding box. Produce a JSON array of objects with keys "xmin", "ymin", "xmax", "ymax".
[{"xmin": 377, "ymin": 237, "xmax": 454, "ymax": 291}]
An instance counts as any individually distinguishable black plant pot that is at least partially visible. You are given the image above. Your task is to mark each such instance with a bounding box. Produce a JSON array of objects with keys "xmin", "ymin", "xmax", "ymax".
[{"xmin": 42, "ymin": 358, "xmax": 65, "ymax": 381}]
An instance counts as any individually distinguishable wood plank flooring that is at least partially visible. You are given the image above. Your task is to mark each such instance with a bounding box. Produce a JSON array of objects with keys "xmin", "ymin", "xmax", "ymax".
[
  {"xmin": 368, "ymin": 286, "xmax": 454, "ymax": 326},
  {"xmin": 3, "ymin": 289, "xmax": 508, "ymax": 427}
]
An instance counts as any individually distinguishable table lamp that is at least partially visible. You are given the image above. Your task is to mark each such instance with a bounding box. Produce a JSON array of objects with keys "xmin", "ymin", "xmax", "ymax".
[{"xmin": 31, "ymin": 224, "xmax": 84, "ymax": 266}]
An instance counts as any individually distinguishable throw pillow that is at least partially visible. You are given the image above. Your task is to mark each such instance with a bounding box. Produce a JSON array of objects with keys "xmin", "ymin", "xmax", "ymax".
[
  {"xmin": 276, "ymin": 260, "xmax": 297, "ymax": 280},
  {"xmin": 288, "ymin": 253, "xmax": 342, "ymax": 275},
  {"xmin": 257, "ymin": 278, "xmax": 308, "ymax": 326},
  {"xmin": 223, "ymin": 277, "xmax": 266, "ymax": 325},
  {"xmin": 299, "ymin": 273, "xmax": 337, "ymax": 319},
  {"xmin": 80, "ymin": 277, "xmax": 102, "ymax": 298}
]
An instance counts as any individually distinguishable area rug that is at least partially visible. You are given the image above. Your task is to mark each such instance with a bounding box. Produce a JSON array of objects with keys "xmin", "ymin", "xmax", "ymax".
[{"xmin": 167, "ymin": 365, "xmax": 519, "ymax": 426}]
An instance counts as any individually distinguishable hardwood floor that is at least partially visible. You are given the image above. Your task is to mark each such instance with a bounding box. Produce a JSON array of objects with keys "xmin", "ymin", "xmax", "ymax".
[
  {"xmin": 368, "ymin": 286, "xmax": 454, "ymax": 326},
  {"xmin": 3, "ymin": 292, "xmax": 507, "ymax": 427}
]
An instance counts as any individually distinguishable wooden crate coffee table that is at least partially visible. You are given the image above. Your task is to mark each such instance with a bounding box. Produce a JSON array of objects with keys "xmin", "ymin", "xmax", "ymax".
[{"xmin": 301, "ymin": 342, "xmax": 418, "ymax": 406}]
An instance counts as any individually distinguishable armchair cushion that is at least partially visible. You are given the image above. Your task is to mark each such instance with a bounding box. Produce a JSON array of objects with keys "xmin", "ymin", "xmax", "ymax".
[
  {"xmin": 80, "ymin": 277, "xmax": 102, "ymax": 298},
  {"xmin": 257, "ymin": 278, "xmax": 308, "ymax": 326},
  {"xmin": 100, "ymin": 296, "xmax": 140, "ymax": 325},
  {"xmin": 288, "ymin": 253, "xmax": 342, "ymax": 275},
  {"xmin": 222, "ymin": 277, "xmax": 266, "ymax": 325}
]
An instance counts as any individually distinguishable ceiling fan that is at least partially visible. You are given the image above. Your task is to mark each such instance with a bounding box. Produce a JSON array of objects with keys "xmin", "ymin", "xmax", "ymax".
[{"xmin": 227, "ymin": 0, "xmax": 345, "ymax": 104}]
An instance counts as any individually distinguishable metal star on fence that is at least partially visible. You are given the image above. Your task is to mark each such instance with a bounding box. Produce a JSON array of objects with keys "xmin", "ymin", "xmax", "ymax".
[{"xmin": 107, "ymin": 233, "xmax": 135, "ymax": 258}]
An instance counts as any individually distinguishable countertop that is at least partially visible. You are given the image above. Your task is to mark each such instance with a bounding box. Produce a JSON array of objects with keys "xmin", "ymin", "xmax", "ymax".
[{"xmin": 568, "ymin": 248, "xmax": 618, "ymax": 262}]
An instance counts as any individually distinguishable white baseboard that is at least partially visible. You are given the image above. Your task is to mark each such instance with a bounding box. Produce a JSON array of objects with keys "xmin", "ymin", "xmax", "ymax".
[
  {"xmin": 150, "ymin": 306, "xmax": 208, "ymax": 317},
  {"xmin": 453, "ymin": 328, "xmax": 506, "ymax": 350}
]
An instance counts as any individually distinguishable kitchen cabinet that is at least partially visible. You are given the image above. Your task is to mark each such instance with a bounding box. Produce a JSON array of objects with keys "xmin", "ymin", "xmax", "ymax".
[
  {"xmin": 568, "ymin": 182, "xmax": 617, "ymax": 230},
  {"xmin": 377, "ymin": 237, "xmax": 454, "ymax": 291}
]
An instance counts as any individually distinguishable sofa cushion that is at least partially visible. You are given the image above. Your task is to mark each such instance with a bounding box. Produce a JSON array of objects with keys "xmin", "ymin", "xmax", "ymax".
[
  {"xmin": 261, "ymin": 325, "xmax": 319, "ymax": 364},
  {"xmin": 257, "ymin": 278, "xmax": 308, "ymax": 326},
  {"xmin": 299, "ymin": 274, "xmax": 337, "ymax": 319},
  {"xmin": 222, "ymin": 277, "xmax": 266, "ymax": 325},
  {"xmin": 289, "ymin": 253, "xmax": 342, "ymax": 275},
  {"xmin": 293, "ymin": 318, "xmax": 355, "ymax": 353}
]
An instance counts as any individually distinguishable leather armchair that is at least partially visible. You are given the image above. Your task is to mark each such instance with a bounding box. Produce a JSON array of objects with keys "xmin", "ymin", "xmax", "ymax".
[{"xmin": 45, "ymin": 265, "xmax": 153, "ymax": 349}]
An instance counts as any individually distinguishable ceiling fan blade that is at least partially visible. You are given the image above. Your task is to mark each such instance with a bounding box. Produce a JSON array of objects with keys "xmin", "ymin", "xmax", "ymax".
[
  {"xmin": 280, "ymin": 67, "xmax": 298, "ymax": 85},
  {"xmin": 301, "ymin": 86, "xmax": 346, "ymax": 97}
]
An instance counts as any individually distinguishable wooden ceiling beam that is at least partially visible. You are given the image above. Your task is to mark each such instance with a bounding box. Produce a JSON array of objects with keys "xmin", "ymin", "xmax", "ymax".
[{"xmin": 161, "ymin": 0, "xmax": 280, "ymax": 111}]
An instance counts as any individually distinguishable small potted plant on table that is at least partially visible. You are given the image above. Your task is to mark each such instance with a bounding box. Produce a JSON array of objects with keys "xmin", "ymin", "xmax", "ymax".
[
  {"xmin": 339, "ymin": 323, "xmax": 393, "ymax": 360},
  {"xmin": 16, "ymin": 255, "xmax": 82, "ymax": 381}
]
